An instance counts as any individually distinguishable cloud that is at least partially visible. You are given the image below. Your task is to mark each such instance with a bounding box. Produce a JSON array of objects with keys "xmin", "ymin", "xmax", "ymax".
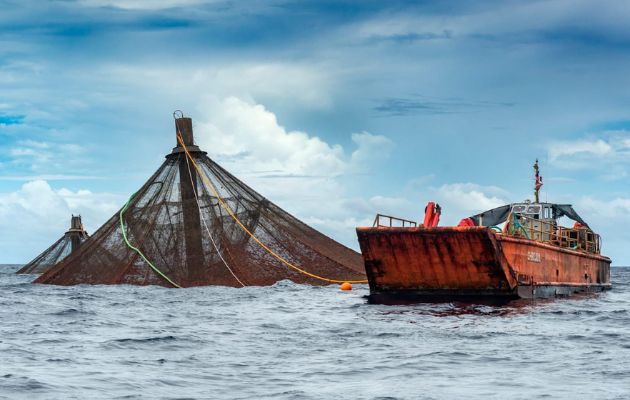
[
  {"xmin": 211, "ymin": 64, "xmax": 333, "ymax": 109},
  {"xmin": 548, "ymin": 139, "xmax": 613, "ymax": 162},
  {"xmin": 373, "ymin": 96, "xmax": 515, "ymax": 117},
  {"xmin": 577, "ymin": 196, "xmax": 630, "ymax": 263},
  {"xmin": 195, "ymin": 96, "xmax": 392, "ymax": 177},
  {"xmin": 0, "ymin": 180, "xmax": 123, "ymax": 263},
  {"xmin": 350, "ymin": 132, "xmax": 395, "ymax": 170},
  {"xmin": 298, "ymin": 195, "xmax": 417, "ymax": 250},
  {"xmin": 0, "ymin": 174, "xmax": 104, "ymax": 181},
  {"xmin": 304, "ymin": 181, "xmax": 513, "ymax": 245},
  {"xmin": 579, "ymin": 196, "xmax": 630, "ymax": 219},
  {"xmin": 78, "ymin": 0, "xmax": 209, "ymax": 10},
  {"xmin": 105, "ymin": 62, "xmax": 334, "ymax": 109},
  {"xmin": 433, "ymin": 183, "xmax": 509, "ymax": 219},
  {"xmin": 547, "ymin": 132, "xmax": 630, "ymax": 171},
  {"xmin": 365, "ymin": 30, "xmax": 453, "ymax": 45},
  {"xmin": 5, "ymin": 139, "xmax": 90, "ymax": 174},
  {"xmin": 350, "ymin": 0, "xmax": 630, "ymax": 49},
  {"xmin": 190, "ymin": 96, "xmax": 397, "ymax": 250},
  {"xmin": 196, "ymin": 96, "xmax": 345, "ymax": 176},
  {"xmin": 193, "ymin": 98, "xmax": 511, "ymax": 245}
]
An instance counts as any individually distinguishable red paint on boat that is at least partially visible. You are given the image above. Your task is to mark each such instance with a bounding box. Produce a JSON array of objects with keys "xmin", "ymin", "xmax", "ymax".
[{"xmin": 356, "ymin": 226, "xmax": 611, "ymax": 299}]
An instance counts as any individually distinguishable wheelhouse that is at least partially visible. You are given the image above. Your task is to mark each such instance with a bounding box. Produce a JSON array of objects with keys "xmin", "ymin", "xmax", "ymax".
[{"xmin": 469, "ymin": 202, "xmax": 601, "ymax": 255}]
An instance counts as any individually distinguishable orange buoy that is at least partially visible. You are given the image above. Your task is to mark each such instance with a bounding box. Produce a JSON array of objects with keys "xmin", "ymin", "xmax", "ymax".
[{"xmin": 340, "ymin": 282, "xmax": 352, "ymax": 291}]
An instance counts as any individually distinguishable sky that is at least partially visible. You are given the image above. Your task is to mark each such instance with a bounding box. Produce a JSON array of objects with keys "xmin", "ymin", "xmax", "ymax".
[{"xmin": 1, "ymin": 0, "xmax": 630, "ymax": 264}]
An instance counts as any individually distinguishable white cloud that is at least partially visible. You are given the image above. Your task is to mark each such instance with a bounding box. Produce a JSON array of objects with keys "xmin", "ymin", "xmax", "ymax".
[
  {"xmin": 195, "ymin": 96, "xmax": 392, "ymax": 177},
  {"xmin": 350, "ymin": 132, "xmax": 395, "ymax": 171},
  {"xmin": 191, "ymin": 96, "xmax": 396, "ymax": 250},
  {"xmin": 296, "ymin": 195, "xmax": 419, "ymax": 250},
  {"xmin": 193, "ymin": 97, "xmax": 517, "ymax": 245},
  {"xmin": 577, "ymin": 196, "xmax": 630, "ymax": 263},
  {"xmin": 300, "ymin": 181, "xmax": 513, "ymax": 246},
  {"xmin": 212, "ymin": 64, "xmax": 333, "ymax": 109},
  {"xmin": 0, "ymin": 174, "xmax": 102, "ymax": 181},
  {"xmin": 579, "ymin": 196, "xmax": 630, "ymax": 219},
  {"xmin": 77, "ymin": 0, "xmax": 207, "ymax": 10},
  {"xmin": 9, "ymin": 147, "xmax": 43, "ymax": 158},
  {"xmin": 105, "ymin": 62, "xmax": 333, "ymax": 109},
  {"xmin": 548, "ymin": 139, "xmax": 613, "ymax": 163},
  {"xmin": 17, "ymin": 140, "xmax": 50, "ymax": 149},
  {"xmin": 0, "ymin": 180, "xmax": 122, "ymax": 263},
  {"xmin": 7, "ymin": 140, "xmax": 89, "ymax": 172},
  {"xmin": 350, "ymin": 0, "xmax": 630, "ymax": 44},
  {"xmin": 434, "ymin": 183, "xmax": 508, "ymax": 213},
  {"xmin": 547, "ymin": 132, "xmax": 630, "ymax": 172}
]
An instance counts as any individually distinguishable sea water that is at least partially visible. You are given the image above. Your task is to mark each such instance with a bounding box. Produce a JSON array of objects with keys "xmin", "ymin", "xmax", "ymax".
[{"xmin": 1, "ymin": 264, "xmax": 629, "ymax": 399}]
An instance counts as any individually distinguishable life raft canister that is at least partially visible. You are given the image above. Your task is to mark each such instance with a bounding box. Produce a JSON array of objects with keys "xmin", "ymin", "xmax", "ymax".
[{"xmin": 423, "ymin": 202, "xmax": 441, "ymax": 228}]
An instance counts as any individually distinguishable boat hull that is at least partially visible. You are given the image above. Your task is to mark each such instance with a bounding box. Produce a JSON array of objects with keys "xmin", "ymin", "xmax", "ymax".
[{"xmin": 356, "ymin": 226, "xmax": 611, "ymax": 301}]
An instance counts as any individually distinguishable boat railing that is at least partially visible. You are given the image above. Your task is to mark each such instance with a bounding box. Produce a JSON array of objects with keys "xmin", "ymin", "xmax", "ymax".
[
  {"xmin": 504, "ymin": 214, "xmax": 601, "ymax": 254},
  {"xmin": 373, "ymin": 214, "xmax": 418, "ymax": 228}
]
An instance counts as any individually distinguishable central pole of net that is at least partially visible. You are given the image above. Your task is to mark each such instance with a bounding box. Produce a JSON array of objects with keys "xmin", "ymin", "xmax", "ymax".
[
  {"xmin": 175, "ymin": 117, "xmax": 206, "ymax": 284},
  {"xmin": 68, "ymin": 215, "xmax": 85, "ymax": 252}
]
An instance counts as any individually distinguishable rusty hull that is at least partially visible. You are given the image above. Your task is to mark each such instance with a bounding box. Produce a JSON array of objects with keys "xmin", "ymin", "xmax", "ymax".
[{"xmin": 356, "ymin": 226, "xmax": 611, "ymax": 300}]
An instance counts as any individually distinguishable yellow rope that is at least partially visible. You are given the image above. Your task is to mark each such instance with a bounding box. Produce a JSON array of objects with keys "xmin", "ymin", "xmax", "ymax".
[
  {"xmin": 176, "ymin": 133, "xmax": 367, "ymax": 284},
  {"xmin": 183, "ymin": 149, "xmax": 246, "ymax": 287}
]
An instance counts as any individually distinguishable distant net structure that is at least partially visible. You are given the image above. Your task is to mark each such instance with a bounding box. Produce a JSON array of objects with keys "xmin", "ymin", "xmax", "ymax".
[
  {"xmin": 36, "ymin": 114, "xmax": 365, "ymax": 287},
  {"xmin": 17, "ymin": 215, "xmax": 89, "ymax": 274}
]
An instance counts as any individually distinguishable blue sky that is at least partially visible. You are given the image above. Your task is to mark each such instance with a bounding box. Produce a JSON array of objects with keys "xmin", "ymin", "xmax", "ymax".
[{"xmin": 1, "ymin": 0, "xmax": 630, "ymax": 264}]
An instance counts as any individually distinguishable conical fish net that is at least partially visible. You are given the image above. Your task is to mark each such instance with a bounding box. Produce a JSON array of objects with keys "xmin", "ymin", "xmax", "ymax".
[
  {"xmin": 36, "ymin": 117, "xmax": 365, "ymax": 287},
  {"xmin": 18, "ymin": 216, "xmax": 88, "ymax": 274}
]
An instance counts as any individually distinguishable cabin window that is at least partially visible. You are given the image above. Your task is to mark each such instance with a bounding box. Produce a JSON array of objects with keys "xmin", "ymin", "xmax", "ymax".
[
  {"xmin": 527, "ymin": 205, "xmax": 540, "ymax": 214},
  {"xmin": 513, "ymin": 205, "xmax": 526, "ymax": 213}
]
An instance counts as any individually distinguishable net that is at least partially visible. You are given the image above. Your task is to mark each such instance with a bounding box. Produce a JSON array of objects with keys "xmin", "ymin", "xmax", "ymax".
[
  {"xmin": 35, "ymin": 116, "xmax": 365, "ymax": 287},
  {"xmin": 17, "ymin": 215, "xmax": 89, "ymax": 274}
]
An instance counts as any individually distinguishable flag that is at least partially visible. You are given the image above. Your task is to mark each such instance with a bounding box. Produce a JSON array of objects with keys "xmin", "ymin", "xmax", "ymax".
[{"xmin": 534, "ymin": 159, "xmax": 543, "ymax": 191}]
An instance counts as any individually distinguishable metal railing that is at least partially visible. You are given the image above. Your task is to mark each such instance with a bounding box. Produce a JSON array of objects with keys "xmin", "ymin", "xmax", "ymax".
[
  {"xmin": 504, "ymin": 214, "xmax": 601, "ymax": 254},
  {"xmin": 373, "ymin": 214, "xmax": 418, "ymax": 228}
]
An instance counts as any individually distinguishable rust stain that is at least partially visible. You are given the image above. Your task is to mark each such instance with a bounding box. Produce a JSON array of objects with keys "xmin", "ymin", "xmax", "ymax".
[{"xmin": 356, "ymin": 226, "xmax": 611, "ymax": 298}]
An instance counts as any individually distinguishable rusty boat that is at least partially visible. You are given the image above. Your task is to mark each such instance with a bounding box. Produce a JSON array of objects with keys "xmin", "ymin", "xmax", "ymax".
[{"xmin": 356, "ymin": 161, "xmax": 611, "ymax": 301}]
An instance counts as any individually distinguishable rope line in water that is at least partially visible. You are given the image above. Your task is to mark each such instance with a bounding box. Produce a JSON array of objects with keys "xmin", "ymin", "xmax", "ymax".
[
  {"xmin": 119, "ymin": 192, "xmax": 182, "ymax": 288},
  {"xmin": 183, "ymin": 150, "xmax": 247, "ymax": 287},
  {"xmin": 176, "ymin": 132, "xmax": 368, "ymax": 284}
]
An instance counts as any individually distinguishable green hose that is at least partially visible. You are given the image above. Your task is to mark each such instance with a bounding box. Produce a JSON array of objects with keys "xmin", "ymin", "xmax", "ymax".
[
  {"xmin": 515, "ymin": 224, "xmax": 530, "ymax": 239},
  {"xmin": 119, "ymin": 192, "xmax": 182, "ymax": 288},
  {"xmin": 511, "ymin": 219, "xmax": 530, "ymax": 239}
]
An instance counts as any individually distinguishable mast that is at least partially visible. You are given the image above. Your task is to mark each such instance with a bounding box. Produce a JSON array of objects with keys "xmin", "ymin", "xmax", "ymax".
[{"xmin": 534, "ymin": 159, "xmax": 543, "ymax": 203}]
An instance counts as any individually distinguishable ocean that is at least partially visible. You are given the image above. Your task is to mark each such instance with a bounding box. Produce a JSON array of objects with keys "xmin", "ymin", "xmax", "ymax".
[{"xmin": 1, "ymin": 264, "xmax": 629, "ymax": 399}]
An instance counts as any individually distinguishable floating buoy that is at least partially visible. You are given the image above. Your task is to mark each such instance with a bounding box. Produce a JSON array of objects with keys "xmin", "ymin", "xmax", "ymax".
[{"xmin": 340, "ymin": 282, "xmax": 352, "ymax": 291}]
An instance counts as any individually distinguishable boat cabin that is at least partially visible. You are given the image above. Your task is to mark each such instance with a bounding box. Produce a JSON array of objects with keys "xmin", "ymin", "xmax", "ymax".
[
  {"xmin": 510, "ymin": 202, "xmax": 553, "ymax": 221},
  {"xmin": 470, "ymin": 201, "xmax": 601, "ymax": 255}
]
